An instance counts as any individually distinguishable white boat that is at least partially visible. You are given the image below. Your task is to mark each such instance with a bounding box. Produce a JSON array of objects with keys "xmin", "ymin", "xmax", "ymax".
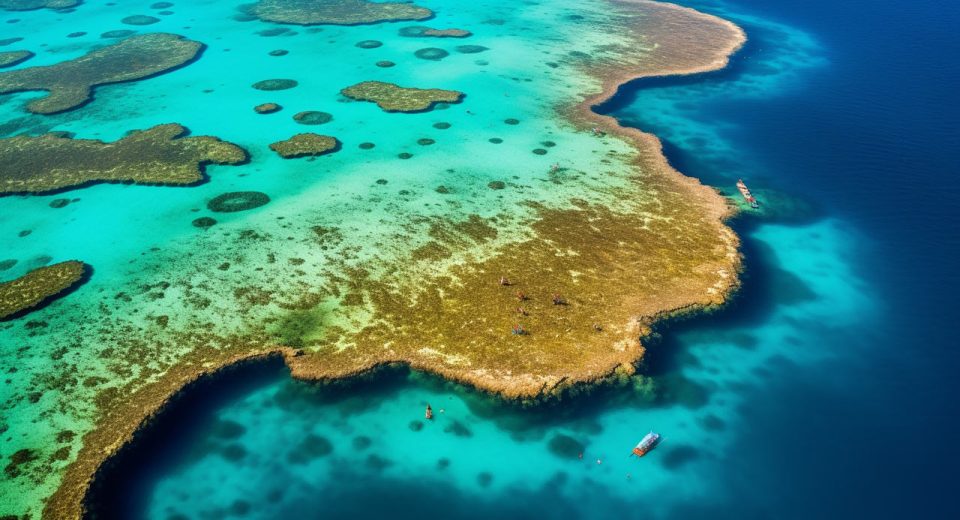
[{"xmin": 631, "ymin": 431, "xmax": 661, "ymax": 457}]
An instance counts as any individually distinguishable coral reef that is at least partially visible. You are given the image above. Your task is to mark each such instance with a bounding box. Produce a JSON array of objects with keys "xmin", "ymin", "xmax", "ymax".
[
  {"xmin": 0, "ymin": 0, "xmax": 77, "ymax": 11},
  {"xmin": 254, "ymin": 102, "xmax": 282, "ymax": 114},
  {"xmin": 191, "ymin": 217, "xmax": 217, "ymax": 229},
  {"xmin": 252, "ymin": 0, "xmax": 432, "ymax": 26},
  {"xmin": 269, "ymin": 133, "xmax": 339, "ymax": 158},
  {"xmin": 251, "ymin": 78, "xmax": 297, "ymax": 90},
  {"xmin": 0, "ymin": 261, "xmax": 86, "ymax": 320},
  {"xmin": 0, "ymin": 33, "xmax": 202, "ymax": 114},
  {"xmin": 206, "ymin": 191, "xmax": 271, "ymax": 212},
  {"xmin": 414, "ymin": 47, "xmax": 449, "ymax": 60},
  {"xmin": 399, "ymin": 26, "xmax": 472, "ymax": 38},
  {"xmin": 0, "ymin": 50, "xmax": 33, "ymax": 68},
  {"xmin": 8, "ymin": 2, "xmax": 748, "ymax": 519},
  {"xmin": 340, "ymin": 81, "xmax": 463, "ymax": 113},
  {"xmin": 121, "ymin": 15, "xmax": 159, "ymax": 25},
  {"xmin": 292, "ymin": 110, "xmax": 332, "ymax": 125},
  {"xmin": 0, "ymin": 123, "xmax": 246, "ymax": 194}
]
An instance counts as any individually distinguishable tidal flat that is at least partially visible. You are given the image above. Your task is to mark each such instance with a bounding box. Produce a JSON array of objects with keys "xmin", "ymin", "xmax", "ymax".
[{"xmin": 0, "ymin": 1, "xmax": 744, "ymax": 518}]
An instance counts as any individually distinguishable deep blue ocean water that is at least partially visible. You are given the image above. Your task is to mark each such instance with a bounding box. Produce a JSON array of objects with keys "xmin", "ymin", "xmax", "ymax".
[
  {"xmin": 598, "ymin": 0, "xmax": 960, "ymax": 515},
  {"xmin": 87, "ymin": 0, "xmax": 960, "ymax": 518}
]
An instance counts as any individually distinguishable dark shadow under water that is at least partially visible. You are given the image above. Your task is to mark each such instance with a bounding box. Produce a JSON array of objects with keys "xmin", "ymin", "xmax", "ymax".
[{"xmin": 85, "ymin": 357, "xmax": 291, "ymax": 520}]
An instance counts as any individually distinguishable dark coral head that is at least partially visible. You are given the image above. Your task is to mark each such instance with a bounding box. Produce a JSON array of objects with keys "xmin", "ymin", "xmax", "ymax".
[{"xmin": 206, "ymin": 191, "xmax": 270, "ymax": 213}]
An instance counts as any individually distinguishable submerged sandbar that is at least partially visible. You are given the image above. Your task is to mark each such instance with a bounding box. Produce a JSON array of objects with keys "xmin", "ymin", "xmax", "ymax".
[
  {"xmin": 0, "ymin": 33, "xmax": 202, "ymax": 114},
  {"xmin": 0, "ymin": 123, "xmax": 247, "ymax": 194}
]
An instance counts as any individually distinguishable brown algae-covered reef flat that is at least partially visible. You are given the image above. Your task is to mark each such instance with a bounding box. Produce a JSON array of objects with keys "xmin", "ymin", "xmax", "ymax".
[
  {"xmin": 0, "ymin": 33, "xmax": 202, "ymax": 114},
  {"xmin": 251, "ymin": 0, "xmax": 433, "ymax": 25},
  {"xmin": 0, "ymin": 50, "xmax": 33, "ymax": 68},
  {"xmin": 341, "ymin": 81, "xmax": 464, "ymax": 112},
  {"xmin": 0, "ymin": 1, "xmax": 745, "ymax": 518},
  {"xmin": 0, "ymin": 124, "xmax": 247, "ymax": 194},
  {"xmin": 270, "ymin": 133, "xmax": 340, "ymax": 158},
  {"xmin": 0, "ymin": 261, "xmax": 87, "ymax": 320}
]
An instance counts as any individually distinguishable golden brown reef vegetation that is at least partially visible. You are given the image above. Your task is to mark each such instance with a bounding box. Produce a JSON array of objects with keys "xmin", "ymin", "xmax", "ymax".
[
  {"xmin": 269, "ymin": 133, "xmax": 340, "ymax": 158},
  {"xmin": 0, "ymin": 123, "xmax": 247, "ymax": 194},
  {"xmin": 340, "ymin": 80, "xmax": 464, "ymax": 113},
  {"xmin": 0, "ymin": 261, "xmax": 86, "ymax": 320},
  {"xmin": 0, "ymin": 33, "xmax": 202, "ymax": 114},
  {"xmin": 252, "ymin": 0, "xmax": 432, "ymax": 26}
]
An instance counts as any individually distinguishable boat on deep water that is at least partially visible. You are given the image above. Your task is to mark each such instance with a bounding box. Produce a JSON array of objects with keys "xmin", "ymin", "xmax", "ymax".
[
  {"xmin": 631, "ymin": 432, "xmax": 662, "ymax": 457},
  {"xmin": 736, "ymin": 179, "xmax": 760, "ymax": 208}
]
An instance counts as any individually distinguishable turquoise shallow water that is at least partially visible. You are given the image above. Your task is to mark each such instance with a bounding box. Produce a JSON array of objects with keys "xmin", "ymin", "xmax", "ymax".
[
  {"xmin": 0, "ymin": 0, "xmax": 640, "ymax": 287},
  {"xmin": 4, "ymin": 0, "xmax": 959, "ymax": 517}
]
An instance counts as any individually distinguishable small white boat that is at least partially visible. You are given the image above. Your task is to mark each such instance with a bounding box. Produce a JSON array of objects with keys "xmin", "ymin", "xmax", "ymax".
[
  {"xmin": 736, "ymin": 179, "xmax": 761, "ymax": 209},
  {"xmin": 631, "ymin": 431, "xmax": 661, "ymax": 457}
]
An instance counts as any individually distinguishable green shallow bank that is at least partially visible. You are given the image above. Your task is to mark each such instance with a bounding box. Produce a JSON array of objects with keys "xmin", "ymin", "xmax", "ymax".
[{"xmin": 0, "ymin": 0, "xmax": 742, "ymax": 518}]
